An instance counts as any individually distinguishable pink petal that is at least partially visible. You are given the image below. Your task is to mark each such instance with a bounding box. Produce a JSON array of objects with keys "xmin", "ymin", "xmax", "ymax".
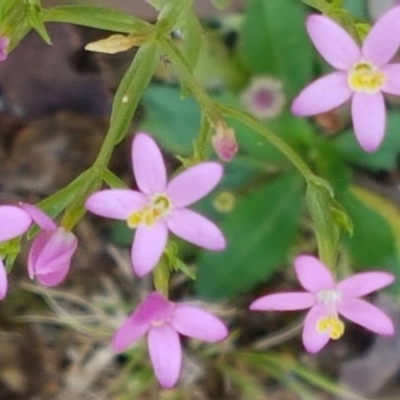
[
  {"xmin": 294, "ymin": 255, "xmax": 335, "ymax": 292},
  {"xmin": 0, "ymin": 206, "xmax": 32, "ymax": 241},
  {"xmin": 132, "ymin": 133, "xmax": 167, "ymax": 195},
  {"xmin": 172, "ymin": 305, "xmax": 228, "ymax": 342},
  {"xmin": 31, "ymin": 228, "xmax": 77, "ymax": 276},
  {"xmin": 291, "ymin": 72, "xmax": 351, "ymax": 116},
  {"xmin": 85, "ymin": 189, "xmax": 147, "ymax": 220},
  {"xmin": 138, "ymin": 292, "xmax": 175, "ymax": 323},
  {"xmin": 351, "ymin": 92, "xmax": 386, "ymax": 152},
  {"xmin": 166, "ymin": 162, "xmax": 223, "ymax": 207},
  {"xmin": 36, "ymin": 267, "xmax": 70, "ymax": 287},
  {"xmin": 148, "ymin": 324, "xmax": 182, "ymax": 389},
  {"xmin": 0, "ymin": 37, "xmax": 9, "ymax": 62},
  {"xmin": 250, "ymin": 292, "xmax": 315, "ymax": 311},
  {"xmin": 113, "ymin": 313, "xmax": 150, "ymax": 353},
  {"xmin": 302, "ymin": 305, "xmax": 330, "ymax": 353},
  {"xmin": 113, "ymin": 292, "xmax": 174, "ymax": 353},
  {"xmin": 337, "ymin": 272, "xmax": 394, "ymax": 298},
  {"xmin": 28, "ymin": 231, "xmax": 49, "ymax": 279},
  {"xmin": 306, "ymin": 15, "xmax": 361, "ymax": 69},
  {"xmin": 362, "ymin": 6, "xmax": 400, "ymax": 66},
  {"xmin": 382, "ymin": 64, "xmax": 400, "ymax": 95},
  {"xmin": 131, "ymin": 223, "xmax": 168, "ymax": 277},
  {"xmin": 0, "ymin": 259, "xmax": 8, "ymax": 300},
  {"xmin": 167, "ymin": 208, "xmax": 226, "ymax": 251},
  {"xmin": 338, "ymin": 298, "xmax": 394, "ymax": 335},
  {"xmin": 20, "ymin": 203, "xmax": 56, "ymax": 230}
]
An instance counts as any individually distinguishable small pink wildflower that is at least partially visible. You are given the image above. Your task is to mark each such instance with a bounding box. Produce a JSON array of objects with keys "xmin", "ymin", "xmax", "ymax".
[
  {"xmin": 21, "ymin": 204, "xmax": 78, "ymax": 287},
  {"xmin": 250, "ymin": 255, "xmax": 394, "ymax": 353},
  {"xmin": 291, "ymin": 6, "xmax": 400, "ymax": 152},
  {"xmin": 0, "ymin": 37, "xmax": 9, "ymax": 62},
  {"xmin": 0, "ymin": 205, "xmax": 32, "ymax": 299},
  {"xmin": 241, "ymin": 76, "xmax": 286, "ymax": 120},
  {"xmin": 85, "ymin": 133, "xmax": 226, "ymax": 277},
  {"xmin": 113, "ymin": 291, "xmax": 228, "ymax": 388}
]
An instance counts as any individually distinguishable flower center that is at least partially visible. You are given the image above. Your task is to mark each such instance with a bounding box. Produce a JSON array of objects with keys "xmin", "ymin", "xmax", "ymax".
[
  {"xmin": 316, "ymin": 289, "xmax": 341, "ymax": 306},
  {"xmin": 127, "ymin": 194, "xmax": 172, "ymax": 228},
  {"xmin": 316, "ymin": 316, "xmax": 345, "ymax": 340},
  {"xmin": 348, "ymin": 61, "xmax": 386, "ymax": 94},
  {"xmin": 315, "ymin": 289, "xmax": 345, "ymax": 339}
]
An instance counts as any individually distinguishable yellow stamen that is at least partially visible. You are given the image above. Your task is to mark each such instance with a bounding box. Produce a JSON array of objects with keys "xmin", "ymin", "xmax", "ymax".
[
  {"xmin": 143, "ymin": 207, "xmax": 156, "ymax": 226},
  {"xmin": 348, "ymin": 62, "xmax": 385, "ymax": 94},
  {"xmin": 127, "ymin": 211, "xmax": 143, "ymax": 228},
  {"xmin": 127, "ymin": 195, "xmax": 172, "ymax": 229},
  {"xmin": 316, "ymin": 316, "xmax": 345, "ymax": 340}
]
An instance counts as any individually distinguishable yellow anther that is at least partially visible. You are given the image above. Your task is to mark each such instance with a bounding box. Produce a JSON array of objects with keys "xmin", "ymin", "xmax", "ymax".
[
  {"xmin": 316, "ymin": 316, "xmax": 345, "ymax": 340},
  {"xmin": 348, "ymin": 62, "xmax": 385, "ymax": 94},
  {"xmin": 127, "ymin": 211, "xmax": 143, "ymax": 228},
  {"xmin": 142, "ymin": 208, "xmax": 156, "ymax": 226},
  {"xmin": 127, "ymin": 195, "xmax": 172, "ymax": 229}
]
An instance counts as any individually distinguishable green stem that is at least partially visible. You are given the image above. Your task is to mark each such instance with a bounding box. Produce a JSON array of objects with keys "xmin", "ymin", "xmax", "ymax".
[
  {"xmin": 158, "ymin": 36, "xmax": 218, "ymax": 120},
  {"xmin": 62, "ymin": 40, "xmax": 159, "ymax": 230},
  {"xmin": 160, "ymin": 36, "xmax": 315, "ymax": 183},
  {"xmin": 219, "ymin": 104, "xmax": 315, "ymax": 183}
]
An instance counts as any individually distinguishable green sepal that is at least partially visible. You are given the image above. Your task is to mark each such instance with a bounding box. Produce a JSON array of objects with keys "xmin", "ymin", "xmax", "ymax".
[
  {"xmin": 153, "ymin": 256, "xmax": 170, "ymax": 298},
  {"xmin": 306, "ymin": 179, "xmax": 352, "ymax": 270},
  {"xmin": 28, "ymin": 4, "xmax": 51, "ymax": 44}
]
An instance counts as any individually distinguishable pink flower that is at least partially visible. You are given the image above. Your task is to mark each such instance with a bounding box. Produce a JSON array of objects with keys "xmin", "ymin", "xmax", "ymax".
[
  {"xmin": 113, "ymin": 291, "xmax": 228, "ymax": 388},
  {"xmin": 241, "ymin": 76, "xmax": 286, "ymax": 120},
  {"xmin": 0, "ymin": 205, "xmax": 32, "ymax": 299},
  {"xmin": 85, "ymin": 133, "xmax": 226, "ymax": 277},
  {"xmin": 250, "ymin": 255, "xmax": 394, "ymax": 353},
  {"xmin": 0, "ymin": 37, "xmax": 9, "ymax": 62},
  {"xmin": 291, "ymin": 7, "xmax": 400, "ymax": 152},
  {"xmin": 21, "ymin": 204, "xmax": 78, "ymax": 287}
]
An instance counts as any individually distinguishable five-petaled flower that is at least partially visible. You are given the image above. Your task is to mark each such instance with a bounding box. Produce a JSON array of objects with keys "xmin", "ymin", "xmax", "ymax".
[
  {"xmin": 21, "ymin": 204, "xmax": 78, "ymax": 287},
  {"xmin": 113, "ymin": 291, "xmax": 228, "ymax": 388},
  {"xmin": 0, "ymin": 36, "xmax": 9, "ymax": 62},
  {"xmin": 85, "ymin": 132, "xmax": 226, "ymax": 277},
  {"xmin": 291, "ymin": 6, "xmax": 400, "ymax": 152},
  {"xmin": 0, "ymin": 205, "xmax": 32, "ymax": 299},
  {"xmin": 250, "ymin": 255, "xmax": 394, "ymax": 353},
  {"xmin": 241, "ymin": 76, "xmax": 286, "ymax": 120}
]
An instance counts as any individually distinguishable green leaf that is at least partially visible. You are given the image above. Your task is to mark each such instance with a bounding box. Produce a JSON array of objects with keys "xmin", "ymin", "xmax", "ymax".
[
  {"xmin": 196, "ymin": 172, "xmax": 304, "ymax": 300},
  {"xmin": 306, "ymin": 179, "xmax": 352, "ymax": 268},
  {"xmin": 110, "ymin": 41, "xmax": 160, "ymax": 147},
  {"xmin": 240, "ymin": 0, "xmax": 314, "ymax": 97},
  {"xmin": 179, "ymin": 9, "xmax": 202, "ymax": 72},
  {"xmin": 101, "ymin": 168, "xmax": 128, "ymax": 189},
  {"xmin": 0, "ymin": 0, "xmax": 31, "ymax": 50},
  {"xmin": 333, "ymin": 112, "xmax": 400, "ymax": 171},
  {"xmin": 42, "ymin": 6, "xmax": 151, "ymax": 33},
  {"xmin": 139, "ymin": 84, "xmax": 201, "ymax": 155},
  {"xmin": 342, "ymin": 188, "xmax": 396, "ymax": 267}
]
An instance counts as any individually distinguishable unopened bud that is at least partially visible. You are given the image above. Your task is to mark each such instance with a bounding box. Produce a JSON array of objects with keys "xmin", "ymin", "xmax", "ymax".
[
  {"xmin": 211, "ymin": 121, "xmax": 238, "ymax": 162},
  {"xmin": 85, "ymin": 34, "xmax": 143, "ymax": 54}
]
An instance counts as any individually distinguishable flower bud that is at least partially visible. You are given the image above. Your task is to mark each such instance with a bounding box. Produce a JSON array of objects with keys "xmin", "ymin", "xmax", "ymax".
[
  {"xmin": 21, "ymin": 204, "xmax": 77, "ymax": 286},
  {"xmin": 211, "ymin": 121, "xmax": 238, "ymax": 162}
]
